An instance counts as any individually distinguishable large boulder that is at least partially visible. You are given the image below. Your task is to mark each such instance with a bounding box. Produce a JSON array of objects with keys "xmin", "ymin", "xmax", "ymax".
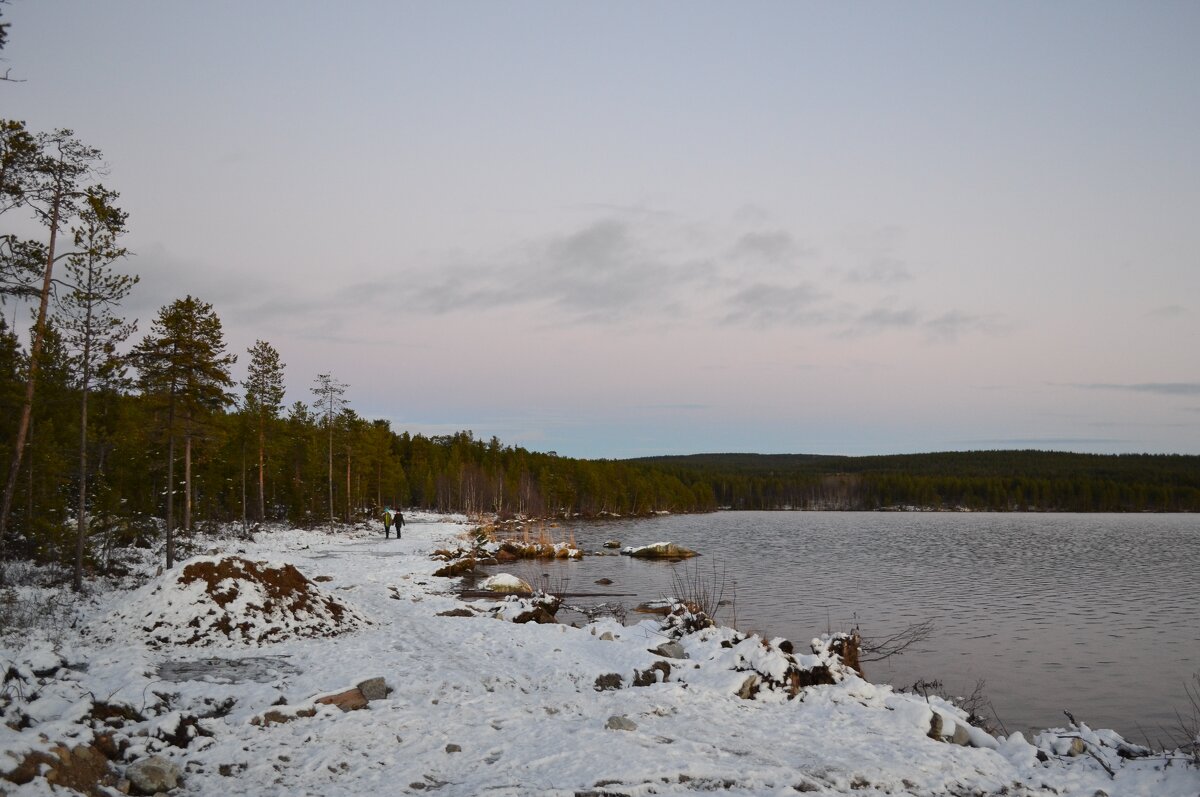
[
  {"xmin": 481, "ymin": 573, "xmax": 533, "ymax": 593},
  {"xmin": 621, "ymin": 542, "xmax": 698, "ymax": 559}
]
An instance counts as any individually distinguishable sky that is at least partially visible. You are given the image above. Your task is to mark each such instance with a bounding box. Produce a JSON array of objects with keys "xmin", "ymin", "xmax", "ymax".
[{"xmin": 3, "ymin": 1, "xmax": 1198, "ymax": 458}]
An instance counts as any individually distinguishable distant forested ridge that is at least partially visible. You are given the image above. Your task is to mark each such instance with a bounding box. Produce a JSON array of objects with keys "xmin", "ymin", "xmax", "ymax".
[{"xmin": 627, "ymin": 451, "xmax": 1200, "ymax": 512}]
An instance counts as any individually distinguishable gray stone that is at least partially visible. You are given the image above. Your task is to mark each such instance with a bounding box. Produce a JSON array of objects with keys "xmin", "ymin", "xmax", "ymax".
[
  {"xmin": 605, "ymin": 715, "xmax": 637, "ymax": 731},
  {"xmin": 1068, "ymin": 737, "xmax": 1087, "ymax": 757},
  {"xmin": 445, "ymin": 743, "xmax": 461, "ymax": 753},
  {"xmin": 599, "ymin": 631, "xmax": 615, "ymax": 641},
  {"xmin": 928, "ymin": 712, "xmax": 943, "ymax": 740},
  {"xmin": 651, "ymin": 641, "xmax": 686, "ymax": 659},
  {"xmin": 126, "ymin": 755, "xmax": 182, "ymax": 795},
  {"xmin": 357, "ymin": 677, "xmax": 388, "ymax": 701},
  {"xmin": 603, "ymin": 540, "xmax": 621, "ymax": 548}
]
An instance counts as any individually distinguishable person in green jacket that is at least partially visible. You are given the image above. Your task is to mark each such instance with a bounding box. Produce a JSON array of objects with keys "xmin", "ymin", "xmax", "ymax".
[{"xmin": 382, "ymin": 507, "xmax": 394, "ymax": 538}]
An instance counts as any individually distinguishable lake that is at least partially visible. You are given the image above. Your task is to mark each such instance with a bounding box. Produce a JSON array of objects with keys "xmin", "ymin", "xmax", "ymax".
[{"xmin": 483, "ymin": 511, "xmax": 1200, "ymax": 739}]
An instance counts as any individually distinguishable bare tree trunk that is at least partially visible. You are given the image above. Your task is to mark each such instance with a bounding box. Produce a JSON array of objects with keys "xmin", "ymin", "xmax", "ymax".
[
  {"xmin": 345, "ymin": 448, "xmax": 351, "ymax": 522},
  {"xmin": 166, "ymin": 432, "xmax": 176, "ymax": 568},
  {"xmin": 257, "ymin": 424, "xmax": 266, "ymax": 522},
  {"xmin": 327, "ymin": 422, "xmax": 334, "ymax": 532},
  {"xmin": 73, "ymin": 337, "xmax": 92, "ymax": 592},
  {"xmin": 240, "ymin": 439, "xmax": 247, "ymax": 535},
  {"xmin": 184, "ymin": 432, "xmax": 192, "ymax": 533},
  {"xmin": 0, "ymin": 195, "xmax": 61, "ymax": 547}
]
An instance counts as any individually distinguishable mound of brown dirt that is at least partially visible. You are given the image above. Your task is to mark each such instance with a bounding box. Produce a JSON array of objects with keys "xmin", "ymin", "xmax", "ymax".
[{"xmin": 111, "ymin": 556, "xmax": 368, "ymax": 648}]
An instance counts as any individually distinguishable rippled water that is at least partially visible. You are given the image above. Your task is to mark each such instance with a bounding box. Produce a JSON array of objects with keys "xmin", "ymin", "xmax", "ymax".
[{"xmin": 489, "ymin": 511, "xmax": 1200, "ymax": 737}]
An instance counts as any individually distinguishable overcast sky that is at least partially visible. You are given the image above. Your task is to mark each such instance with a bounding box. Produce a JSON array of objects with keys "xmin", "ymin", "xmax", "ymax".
[{"xmin": 4, "ymin": 2, "xmax": 1198, "ymax": 457}]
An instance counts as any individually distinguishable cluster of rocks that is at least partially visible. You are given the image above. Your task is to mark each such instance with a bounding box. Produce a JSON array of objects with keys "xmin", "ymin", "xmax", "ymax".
[
  {"xmin": 436, "ymin": 591, "xmax": 563, "ymax": 624},
  {"xmin": 0, "ymin": 654, "xmax": 190, "ymax": 795}
]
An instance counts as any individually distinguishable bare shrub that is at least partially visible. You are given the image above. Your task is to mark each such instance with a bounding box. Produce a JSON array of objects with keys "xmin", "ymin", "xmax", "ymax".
[
  {"xmin": 859, "ymin": 619, "xmax": 935, "ymax": 663},
  {"xmin": 1174, "ymin": 673, "xmax": 1200, "ymax": 764},
  {"xmin": 0, "ymin": 563, "xmax": 78, "ymax": 643},
  {"xmin": 668, "ymin": 558, "xmax": 729, "ymax": 624},
  {"xmin": 901, "ymin": 676, "xmax": 1007, "ymax": 735}
]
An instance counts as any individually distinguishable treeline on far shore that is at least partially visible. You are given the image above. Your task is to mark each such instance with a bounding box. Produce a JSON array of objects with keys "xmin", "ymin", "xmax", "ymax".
[{"xmin": 629, "ymin": 450, "xmax": 1200, "ymax": 513}]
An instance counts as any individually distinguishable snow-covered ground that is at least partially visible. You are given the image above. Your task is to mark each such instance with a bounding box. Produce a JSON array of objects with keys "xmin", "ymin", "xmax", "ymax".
[{"xmin": 1, "ymin": 515, "xmax": 1196, "ymax": 796}]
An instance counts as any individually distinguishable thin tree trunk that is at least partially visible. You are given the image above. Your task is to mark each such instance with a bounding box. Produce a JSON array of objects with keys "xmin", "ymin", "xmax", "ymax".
[
  {"xmin": 73, "ymin": 330, "xmax": 93, "ymax": 592},
  {"xmin": 184, "ymin": 431, "xmax": 192, "ymax": 533},
  {"xmin": 240, "ymin": 439, "xmax": 247, "ymax": 535},
  {"xmin": 257, "ymin": 423, "xmax": 266, "ymax": 522},
  {"xmin": 166, "ymin": 431, "xmax": 176, "ymax": 569},
  {"xmin": 0, "ymin": 194, "xmax": 62, "ymax": 547},
  {"xmin": 345, "ymin": 448, "xmax": 351, "ymax": 522},
  {"xmin": 327, "ymin": 420, "xmax": 334, "ymax": 532}
]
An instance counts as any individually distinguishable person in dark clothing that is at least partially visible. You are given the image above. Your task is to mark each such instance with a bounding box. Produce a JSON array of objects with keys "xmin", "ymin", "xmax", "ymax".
[{"xmin": 395, "ymin": 511, "xmax": 404, "ymax": 538}]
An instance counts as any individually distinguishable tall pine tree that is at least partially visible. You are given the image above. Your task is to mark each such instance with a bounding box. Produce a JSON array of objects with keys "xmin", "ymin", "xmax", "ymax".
[
  {"xmin": 242, "ymin": 340, "xmax": 285, "ymax": 523},
  {"xmin": 54, "ymin": 186, "xmax": 135, "ymax": 589},
  {"xmin": 133, "ymin": 296, "xmax": 234, "ymax": 568}
]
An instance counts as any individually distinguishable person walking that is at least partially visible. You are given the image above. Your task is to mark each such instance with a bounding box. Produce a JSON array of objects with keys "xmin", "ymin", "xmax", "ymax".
[
  {"xmin": 382, "ymin": 507, "xmax": 393, "ymax": 538},
  {"xmin": 395, "ymin": 510, "xmax": 404, "ymax": 539}
]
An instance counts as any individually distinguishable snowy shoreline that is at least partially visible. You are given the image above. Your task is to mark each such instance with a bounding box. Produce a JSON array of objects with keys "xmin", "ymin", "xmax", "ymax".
[{"xmin": 0, "ymin": 514, "xmax": 1196, "ymax": 796}]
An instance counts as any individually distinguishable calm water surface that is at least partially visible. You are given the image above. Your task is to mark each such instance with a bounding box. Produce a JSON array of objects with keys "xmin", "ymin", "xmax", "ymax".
[{"xmin": 486, "ymin": 511, "xmax": 1199, "ymax": 738}]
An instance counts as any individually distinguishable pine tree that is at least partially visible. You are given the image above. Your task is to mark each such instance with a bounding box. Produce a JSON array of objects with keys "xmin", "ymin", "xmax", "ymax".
[
  {"xmin": 132, "ymin": 296, "xmax": 235, "ymax": 568},
  {"xmin": 0, "ymin": 129, "xmax": 109, "ymax": 549},
  {"xmin": 54, "ymin": 186, "xmax": 135, "ymax": 590},
  {"xmin": 311, "ymin": 373, "xmax": 347, "ymax": 532},
  {"xmin": 242, "ymin": 340, "xmax": 285, "ymax": 523}
]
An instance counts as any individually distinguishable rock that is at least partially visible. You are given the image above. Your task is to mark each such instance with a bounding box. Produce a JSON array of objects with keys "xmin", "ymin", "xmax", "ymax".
[
  {"xmin": 445, "ymin": 743, "xmax": 461, "ymax": 753},
  {"xmin": 594, "ymin": 673, "xmax": 623, "ymax": 691},
  {"xmin": 603, "ymin": 540, "xmax": 622, "ymax": 548},
  {"xmin": 481, "ymin": 573, "xmax": 533, "ymax": 593},
  {"xmin": 651, "ymin": 641, "xmax": 686, "ymax": 659},
  {"xmin": 1068, "ymin": 737, "xmax": 1087, "ymax": 757},
  {"xmin": 251, "ymin": 706, "xmax": 317, "ymax": 726},
  {"xmin": 824, "ymin": 630, "xmax": 864, "ymax": 679},
  {"xmin": 5, "ymin": 743, "xmax": 120, "ymax": 795},
  {"xmin": 622, "ymin": 542, "xmax": 698, "ymax": 559},
  {"xmin": 951, "ymin": 721, "xmax": 972, "ymax": 746},
  {"xmin": 633, "ymin": 601, "xmax": 673, "ymax": 615},
  {"xmin": 928, "ymin": 712, "xmax": 943, "ymax": 740},
  {"xmin": 737, "ymin": 674, "xmax": 760, "ymax": 700},
  {"xmin": 605, "ymin": 715, "xmax": 637, "ymax": 731},
  {"xmin": 315, "ymin": 687, "xmax": 368, "ymax": 711},
  {"xmin": 126, "ymin": 755, "xmax": 182, "ymax": 795},
  {"xmin": 633, "ymin": 661, "xmax": 671, "ymax": 686},
  {"xmin": 437, "ymin": 607, "xmax": 476, "ymax": 617},
  {"xmin": 594, "ymin": 578, "xmax": 614, "ymax": 585},
  {"xmin": 357, "ymin": 677, "xmax": 388, "ymax": 701},
  {"xmin": 599, "ymin": 631, "xmax": 615, "ymax": 641},
  {"xmin": 432, "ymin": 558, "xmax": 476, "ymax": 578}
]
